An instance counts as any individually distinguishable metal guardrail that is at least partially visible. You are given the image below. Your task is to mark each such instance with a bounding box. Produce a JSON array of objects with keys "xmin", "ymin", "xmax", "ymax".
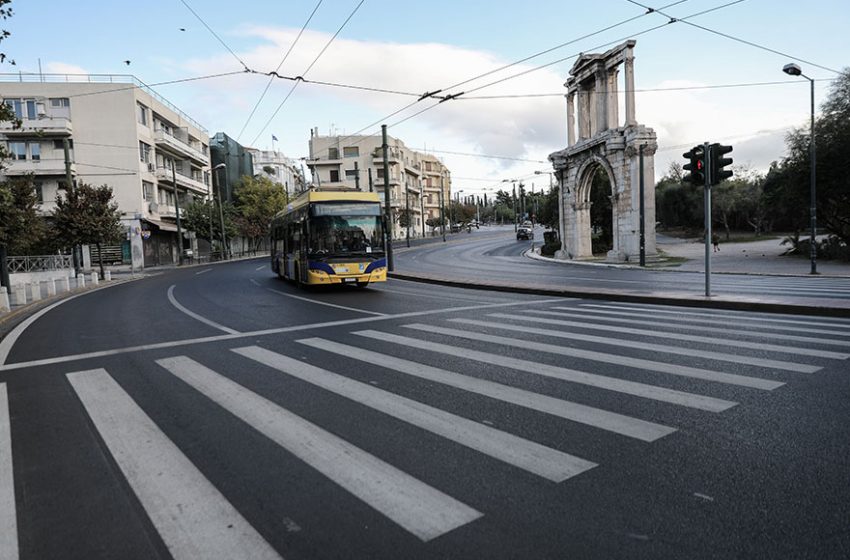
[{"xmin": 7, "ymin": 254, "xmax": 73, "ymax": 273}]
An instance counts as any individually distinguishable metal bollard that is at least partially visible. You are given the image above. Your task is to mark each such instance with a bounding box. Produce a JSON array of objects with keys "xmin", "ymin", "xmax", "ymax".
[
  {"xmin": 91, "ymin": 272, "xmax": 99, "ymax": 286},
  {"xmin": 105, "ymin": 270, "xmax": 112, "ymax": 281},
  {"xmin": 46, "ymin": 279, "xmax": 57, "ymax": 297},
  {"xmin": 77, "ymin": 274, "xmax": 85, "ymax": 288},
  {"xmin": 30, "ymin": 281, "xmax": 42, "ymax": 302}
]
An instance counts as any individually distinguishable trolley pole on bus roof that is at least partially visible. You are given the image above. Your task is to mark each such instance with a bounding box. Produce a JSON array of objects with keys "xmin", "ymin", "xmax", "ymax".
[{"xmin": 382, "ymin": 125, "xmax": 394, "ymax": 271}]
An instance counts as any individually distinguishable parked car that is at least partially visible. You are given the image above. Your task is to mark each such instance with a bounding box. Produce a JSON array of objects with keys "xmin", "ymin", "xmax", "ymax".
[{"xmin": 517, "ymin": 225, "xmax": 534, "ymax": 240}]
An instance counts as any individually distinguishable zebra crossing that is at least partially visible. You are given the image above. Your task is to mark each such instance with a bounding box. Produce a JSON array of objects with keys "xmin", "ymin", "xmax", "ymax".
[
  {"xmin": 3, "ymin": 302, "xmax": 850, "ymax": 557},
  {"xmin": 698, "ymin": 275, "xmax": 850, "ymax": 300}
]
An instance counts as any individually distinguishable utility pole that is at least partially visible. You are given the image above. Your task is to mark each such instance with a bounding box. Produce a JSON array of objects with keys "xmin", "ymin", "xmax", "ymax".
[
  {"xmin": 639, "ymin": 144, "xmax": 646, "ymax": 267},
  {"xmin": 171, "ymin": 160, "xmax": 184, "ymax": 265},
  {"xmin": 354, "ymin": 161, "xmax": 360, "ymax": 191},
  {"xmin": 512, "ymin": 183, "xmax": 518, "ymax": 232},
  {"xmin": 405, "ymin": 181, "xmax": 410, "ymax": 248},
  {"xmin": 368, "ymin": 168, "xmax": 373, "ymax": 192},
  {"xmin": 703, "ymin": 141, "xmax": 712, "ymax": 297},
  {"xmin": 216, "ymin": 165, "xmax": 228, "ymax": 260},
  {"xmin": 382, "ymin": 125, "xmax": 394, "ymax": 271},
  {"xmin": 420, "ymin": 185, "xmax": 425, "ymax": 238},
  {"xmin": 63, "ymin": 138, "xmax": 81, "ymax": 275},
  {"xmin": 439, "ymin": 173, "xmax": 446, "ymax": 242}
]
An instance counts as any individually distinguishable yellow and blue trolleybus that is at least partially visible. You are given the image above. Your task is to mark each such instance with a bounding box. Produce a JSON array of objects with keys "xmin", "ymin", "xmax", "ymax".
[{"xmin": 270, "ymin": 189, "xmax": 387, "ymax": 288}]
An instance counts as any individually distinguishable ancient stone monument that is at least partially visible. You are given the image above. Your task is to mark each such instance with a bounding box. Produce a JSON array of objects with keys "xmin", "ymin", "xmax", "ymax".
[{"xmin": 549, "ymin": 40, "xmax": 658, "ymax": 262}]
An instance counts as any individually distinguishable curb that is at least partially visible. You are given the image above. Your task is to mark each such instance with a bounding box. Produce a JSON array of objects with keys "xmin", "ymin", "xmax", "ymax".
[{"xmin": 388, "ymin": 271, "xmax": 850, "ymax": 318}]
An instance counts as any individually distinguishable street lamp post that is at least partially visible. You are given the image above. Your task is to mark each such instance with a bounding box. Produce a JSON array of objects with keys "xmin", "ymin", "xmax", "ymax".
[
  {"xmin": 213, "ymin": 163, "xmax": 228, "ymax": 260},
  {"xmin": 783, "ymin": 62, "xmax": 817, "ymax": 274}
]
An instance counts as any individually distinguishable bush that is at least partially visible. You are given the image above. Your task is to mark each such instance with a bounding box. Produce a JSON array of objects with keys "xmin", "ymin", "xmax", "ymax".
[{"xmin": 541, "ymin": 230, "xmax": 560, "ymax": 256}]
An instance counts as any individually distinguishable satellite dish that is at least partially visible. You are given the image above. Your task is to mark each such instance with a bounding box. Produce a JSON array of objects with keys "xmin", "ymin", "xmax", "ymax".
[{"xmin": 149, "ymin": 202, "xmax": 160, "ymax": 213}]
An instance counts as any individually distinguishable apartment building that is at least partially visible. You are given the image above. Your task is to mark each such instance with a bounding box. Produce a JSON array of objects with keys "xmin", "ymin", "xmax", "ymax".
[
  {"xmin": 306, "ymin": 129, "xmax": 452, "ymax": 239},
  {"xmin": 0, "ymin": 74, "xmax": 211, "ymax": 268},
  {"xmin": 245, "ymin": 147, "xmax": 305, "ymax": 197},
  {"xmin": 209, "ymin": 132, "xmax": 253, "ymax": 203}
]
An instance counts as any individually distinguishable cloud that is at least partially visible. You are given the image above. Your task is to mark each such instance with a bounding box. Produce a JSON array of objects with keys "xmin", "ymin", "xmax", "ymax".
[{"xmin": 44, "ymin": 62, "xmax": 90, "ymax": 77}]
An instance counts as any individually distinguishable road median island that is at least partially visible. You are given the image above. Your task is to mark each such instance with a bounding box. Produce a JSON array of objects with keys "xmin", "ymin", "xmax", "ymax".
[{"xmin": 388, "ymin": 271, "xmax": 850, "ymax": 318}]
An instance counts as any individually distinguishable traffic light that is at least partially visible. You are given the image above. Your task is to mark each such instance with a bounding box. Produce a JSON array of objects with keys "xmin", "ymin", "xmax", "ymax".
[
  {"xmin": 682, "ymin": 145, "xmax": 706, "ymax": 185},
  {"xmin": 709, "ymin": 143, "xmax": 733, "ymax": 185}
]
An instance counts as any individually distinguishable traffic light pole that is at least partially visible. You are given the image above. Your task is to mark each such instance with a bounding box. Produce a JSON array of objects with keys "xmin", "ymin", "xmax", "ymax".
[{"xmin": 703, "ymin": 141, "xmax": 712, "ymax": 298}]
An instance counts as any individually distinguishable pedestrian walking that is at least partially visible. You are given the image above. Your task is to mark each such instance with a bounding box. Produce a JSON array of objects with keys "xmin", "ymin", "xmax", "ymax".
[{"xmin": 712, "ymin": 232, "xmax": 720, "ymax": 252}]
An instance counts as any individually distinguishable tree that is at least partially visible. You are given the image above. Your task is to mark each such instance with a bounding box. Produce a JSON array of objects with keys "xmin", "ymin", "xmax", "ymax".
[
  {"xmin": 0, "ymin": 175, "xmax": 44, "ymax": 255},
  {"xmin": 182, "ymin": 198, "xmax": 237, "ymax": 254},
  {"xmin": 233, "ymin": 176, "xmax": 289, "ymax": 251},
  {"xmin": 53, "ymin": 183, "xmax": 123, "ymax": 278},
  {"xmin": 397, "ymin": 208, "xmax": 413, "ymax": 229},
  {"xmin": 0, "ymin": 0, "xmax": 20, "ymax": 289}
]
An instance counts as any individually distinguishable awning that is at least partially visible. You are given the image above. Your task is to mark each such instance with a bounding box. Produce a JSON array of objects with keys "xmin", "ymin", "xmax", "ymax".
[{"xmin": 143, "ymin": 218, "xmax": 179, "ymax": 232}]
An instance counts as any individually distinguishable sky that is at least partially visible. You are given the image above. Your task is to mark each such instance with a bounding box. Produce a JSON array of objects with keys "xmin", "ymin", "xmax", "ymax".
[{"xmin": 3, "ymin": 0, "xmax": 848, "ymax": 196}]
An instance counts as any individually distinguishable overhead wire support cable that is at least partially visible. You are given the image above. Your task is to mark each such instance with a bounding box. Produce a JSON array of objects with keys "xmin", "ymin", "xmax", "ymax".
[
  {"xmin": 250, "ymin": 0, "xmax": 366, "ymax": 146},
  {"xmin": 178, "ymin": 0, "xmax": 252, "ymax": 72},
  {"xmin": 624, "ymin": 0, "xmax": 841, "ymax": 73},
  {"xmin": 236, "ymin": 0, "xmax": 324, "ymax": 141}
]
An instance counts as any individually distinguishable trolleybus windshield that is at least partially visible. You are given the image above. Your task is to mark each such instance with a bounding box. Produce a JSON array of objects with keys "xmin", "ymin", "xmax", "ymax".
[{"xmin": 308, "ymin": 203, "xmax": 383, "ymax": 257}]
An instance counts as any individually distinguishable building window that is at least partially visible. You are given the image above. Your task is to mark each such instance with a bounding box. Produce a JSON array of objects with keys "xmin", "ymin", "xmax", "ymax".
[
  {"xmin": 344, "ymin": 169, "xmax": 358, "ymax": 180},
  {"xmin": 376, "ymin": 168, "xmax": 385, "ymax": 179},
  {"xmin": 329, "ymin": 169, "xmax": 340, "ymax": 182},
  {"xmin": 34, "ymin": 182, "xmax": 43, "ymax": 204},
  {"xmin": 50, "ymin": 98, "xmax": 70, "ymax": 108},
  {"xmin": 328, "ymin": 147, "xmax": 339, "ymax": 159},
  {"xmin": 4, "ymin": 99, "xmax": 37, "ymax": 120},
  {"xmin": 204, "ymin": 171, "xmax": 210, "ymax": 186},
  {"xmin": 143, "ymin": 181, "xmax": 154, "ymax": 201},
  {"xmin": 8, "ymin": 142, "xmax": 26, "ymax": 160},
  {"xmin": 343, "ymin": 146, "xmax": 359, "ymax": 158},
  {"xmin": 29, "ymin": 142, "xmax": 40, "ymax": 161},
  {"xmin": 139, "ymin": 141, "xmax": 151, "ymax": 163},
  {"xmin": 137, "ymin": 102, "xmax": 148, "ymax": 126}
]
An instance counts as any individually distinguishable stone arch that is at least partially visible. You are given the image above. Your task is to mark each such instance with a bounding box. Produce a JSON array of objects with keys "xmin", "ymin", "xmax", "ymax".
[{"xmin": 549, "ymin": 39, "xmax": 658, "ymax": 263}]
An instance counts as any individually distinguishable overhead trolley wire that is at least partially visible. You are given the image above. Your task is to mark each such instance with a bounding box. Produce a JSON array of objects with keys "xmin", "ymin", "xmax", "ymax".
[
  {"xmin": 178, "ymin": 0, "xmax": 252, "ymax": 72},
  {"xmin": 624, "ymin": 0, "xmax": 842, "ymax": 74},
  {"xmin": 236, "ymin": 0, "xmax": 325, "ymax": 141},
  {"xmin": 249, "ymin": 0, "xmax": 366, "ymax": 146}
]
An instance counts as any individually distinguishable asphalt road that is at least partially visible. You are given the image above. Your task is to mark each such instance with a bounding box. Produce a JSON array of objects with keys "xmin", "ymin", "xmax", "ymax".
[
  {"xmin": 1, "ymin": 254, "xmax": 849, "ymax": 559},
  {"xmin": 395, "ymin": 225, "xmax": 850, "ymax": 303}
]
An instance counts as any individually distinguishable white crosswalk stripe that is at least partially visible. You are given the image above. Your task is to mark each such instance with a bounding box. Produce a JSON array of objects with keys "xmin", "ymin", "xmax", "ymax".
[
  {"xmin": 540, "ymin": 308, "xmax": 850, "ymax": 348},
  {"xmin": 0, "ymin": 384, "xmax": 18, "ymax": 560},
  {"xmin": 510, "ymin": 309, "xmax": 850, "ymax": 360},
  {"xmin": 66, "ymin": 369, "xmax": 283, "ymax": 560},
  {"xmin": 232, "ymin": 345, "xmax": 597, "ymax": 482},
  {"xmin": 297, "ymin": 337, "xmax": 675, "ymax": 442},
  {"xmin": 577, "ymin": 303, "xmax": 850, "ymax": 330},
  {"xmin": 156, "ymin": 356, "xmax": 481, "ymax": 542},
  {"xmin": 579, "ymin": 304, "xmax": 850, "ymax": 337},
  {"xmin": 404, "ymin": 324, "xmax": 784, "ymax": 391},
  {"xmin": 352, "ymin": 330, "xmax": 738, "ymax": 412},
  {"xmin": 453, "ymin": 317, "xmax": 820, "ymax": 373}
]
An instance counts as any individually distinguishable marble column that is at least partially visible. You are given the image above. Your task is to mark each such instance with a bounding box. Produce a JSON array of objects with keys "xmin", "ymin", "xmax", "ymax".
[{"xmin": 566, "ymin": 92, "xmax": 576, "ymax": 147}]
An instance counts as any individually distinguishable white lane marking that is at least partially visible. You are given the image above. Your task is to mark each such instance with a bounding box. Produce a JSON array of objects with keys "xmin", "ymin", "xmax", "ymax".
[
  {"xmin": 357, "ymin": 330, "xmax": 738, "ymax": 413},
  {"xmin": 255, "ymin": 265, "xmax": 267, "ymax": 271},
  {"xmin": 0, "ymin": 290, "xmax": 91, "ymax": 365},
  {"xmin": 0, "ymin": 298, "xmax": 561, "ymax": 372},
  {"xmin": 418, "ymin": 323, "xmax": 785, "ymax": 390},
  {"xmin": 66, "ymin": 369, "xmax": 282, "ymax": 560},
  {"xmin": 517, "ymin": 309, "xmax": 850, "ymax": 360},
  {"xmin": 167, "ymin": 285, "xmax": 239, "ymax": 334},
  {"xmin": 267, "ymin": 288, "xmax": 387, "ymax": 316},
  {"xmin": 579, "ymin": 304, "xmax": 850, "ymax": 337},
  {"xmin": 579, "ymin": 303, "xmax": 850, "ymax": 330},
  {"xmin": 233, "ymin": 345, "xmax": 596, "ymax": 482},
  {"xmin": 474, "ymin": 316, "xmax": 820, "ymax": 373},
  {"xmin": 298, "ymin": 338, "xmax": 675, "ymax": 442},
  {"xmin": 195, "ymin": 268, "xmax": 213, "ymax": 275},
  {"xmin": 156, "ymin": 356, "xmax": 480, "ymax": 541},
  {"xmin": 543, "ymin": 308, "xmax": 850, "ymax": 349},
  {"xmin": 0, "ymin": 384, "xmax": 18, "ymax": 560}
]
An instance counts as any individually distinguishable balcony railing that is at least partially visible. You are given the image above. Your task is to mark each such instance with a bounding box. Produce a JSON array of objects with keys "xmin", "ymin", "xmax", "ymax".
[
  {"xmin": 154, "ymin": 167, "xmax": 209, "ymax": 194},
  {"xmin": 0, "ymin": 116, "xmax": 72, "ymax": 136},
  {"xmin": 153, "ymin": 129, "xmax": 209, "ymax": 164},
  {"xmin": 2, "ymin": 158, "xmax": 71, "ymax": 175}
]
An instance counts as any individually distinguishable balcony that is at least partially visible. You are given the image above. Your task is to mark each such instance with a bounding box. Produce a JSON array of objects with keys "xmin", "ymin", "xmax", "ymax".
[
  {"xmin": 154, "ymin": 167, "xmax": 209, "ymax": 194},
  {"xmin": 2, "ymin": 158, "xmax": 71, "ymax": 176},
  {"xmin": 153, "ymin": 129, "xmax": 209, "ymax": 165},
  {"xmin": 371, "ymin": 147, "xmax": 401, "ymax": 164},
  {"xmin": 0, "ymin": 116, "xmax": 72, "ymax": 136}
]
